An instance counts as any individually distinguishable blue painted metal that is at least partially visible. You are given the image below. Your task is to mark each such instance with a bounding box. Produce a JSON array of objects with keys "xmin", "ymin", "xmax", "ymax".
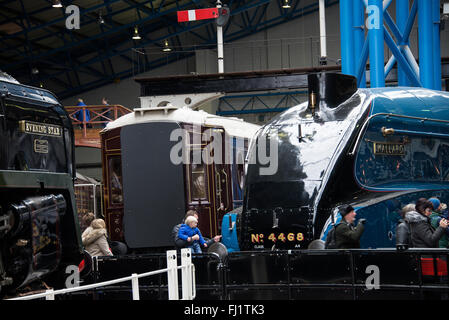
[
  {"xmin": 367, "ymin": 87, "xmax": 449, "ymax": 119},
  {"xmin": 352, "ymin": 88, "xmax": 449, "ymax": 194},
  {"xmin": 433, "ymin": 0, "xmax": 442, "ymax": 90},
  {"xmin": 418, "ymin": 0, "xmax": 435, "ymax": 89},
  {"xmin": 368, "ymin": 0, "xmax": 385, "ymax": 88},
  {"xmin": 396, "ymin": 0, "xmax": 411, "ymax": 86},
  {"xmin": 221, "ymin": 213, "xmax": 240, "ymax": 252},
  {"xmin": 340, "ymin": 0, "xmax": 355, "ymax": 76},
  {"xmin": 383, "ymin": 27, "xmax": 422, "ymax": 87},
  {"xmin": 383, "ymin": 11, "xmax": 403, "ymax": 43},
  {"xmin": 345, "ymin": 0, "xmax": 442, "ymax": 90},
  {"xmin": 353, "ymin": 0, "xmax": 366, "ymax": 87},
  {"xmin": 403, "ymin": 0, "xmax": 419, "ymax": 40},
  {"xmin": 356, "ymin": 38, "xmax": 370, "ymax": 88}
]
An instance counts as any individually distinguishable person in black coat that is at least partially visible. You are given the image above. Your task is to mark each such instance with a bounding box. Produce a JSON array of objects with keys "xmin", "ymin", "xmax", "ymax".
[
  {"xmin": 405, "ymin": 198, "xmax": 449, "ymax": 248},
  {"xmin": 335, "ymin": 205, "xmax": 366, "ymax": 249}
]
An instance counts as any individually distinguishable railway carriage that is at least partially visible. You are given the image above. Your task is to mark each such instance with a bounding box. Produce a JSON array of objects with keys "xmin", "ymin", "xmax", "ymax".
[{"xmin": 100, "ymin": 104, "xmax": 260, "ymax": 251}]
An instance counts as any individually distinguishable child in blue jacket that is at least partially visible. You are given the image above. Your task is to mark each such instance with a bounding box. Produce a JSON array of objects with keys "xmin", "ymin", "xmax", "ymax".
[{"xmin": 178, "ymin": 216, "xmax": 207, "ymax": 253}]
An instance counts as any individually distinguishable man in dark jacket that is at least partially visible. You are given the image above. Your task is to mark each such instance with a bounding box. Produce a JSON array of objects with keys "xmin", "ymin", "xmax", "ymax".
[
  {"xmin": 405, "ymin": 198, "xmax": 449, "ymax": 248},
  {"xmin": 335, "ymin": 205, "xmax": 366, "ymax": 249}
]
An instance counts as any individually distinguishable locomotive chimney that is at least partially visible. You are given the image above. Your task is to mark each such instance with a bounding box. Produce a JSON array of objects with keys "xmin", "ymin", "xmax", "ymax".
[{"xmin": 307, "ymin": 72, "xmax": 358, "ymax": 111}]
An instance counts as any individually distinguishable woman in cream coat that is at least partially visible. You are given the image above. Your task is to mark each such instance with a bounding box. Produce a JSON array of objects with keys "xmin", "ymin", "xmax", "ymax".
[{"xmin": 82, "ymin": 219, "xmax": 113, "ymax": 256}]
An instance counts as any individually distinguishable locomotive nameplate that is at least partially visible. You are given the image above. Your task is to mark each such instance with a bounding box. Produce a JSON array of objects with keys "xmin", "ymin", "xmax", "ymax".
[
  {"xmin": 19, "ymin": 120, "xmax": 62, "ymax": 137},
  {"xmin": 373, "ymin": 142, "xmax": 405, "ymax": 156},
  {"xmin": 34, "ymin": 139, "xmax": 49, "ymax": 154}
]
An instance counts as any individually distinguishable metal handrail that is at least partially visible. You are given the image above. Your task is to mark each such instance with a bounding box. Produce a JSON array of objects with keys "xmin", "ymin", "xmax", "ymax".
[
  {"xmin": 6, "ymin": 249, "xmax": 195, "ymax": 301},
  {"xmin": 65, "ymin": 104, "xmax": 132, "ymax": 135}
]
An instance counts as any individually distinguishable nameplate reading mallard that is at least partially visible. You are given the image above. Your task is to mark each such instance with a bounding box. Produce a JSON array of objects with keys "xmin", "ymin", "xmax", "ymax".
[
  {"xmin": 373, "ymin": 142, "xmax": 405, "ymax": 156},
  {"xmin": 19, "ymin": 120, "xmax": 62, "ymax": 137}
]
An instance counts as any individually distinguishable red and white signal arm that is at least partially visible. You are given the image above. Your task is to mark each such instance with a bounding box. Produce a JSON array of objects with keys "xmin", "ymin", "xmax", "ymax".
[{"xmin": 177, "ymin": 8, "xmax": 219, "ymax": 22}]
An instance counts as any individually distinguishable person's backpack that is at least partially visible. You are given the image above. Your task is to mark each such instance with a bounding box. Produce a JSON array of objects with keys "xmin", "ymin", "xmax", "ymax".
[{"xmin": 324, "ymin": 223, "xmax": 341, "ymax": 249}]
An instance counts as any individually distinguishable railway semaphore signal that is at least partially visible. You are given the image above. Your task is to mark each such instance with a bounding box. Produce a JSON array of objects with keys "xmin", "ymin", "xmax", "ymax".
[{"xmin": 177, "ymin": 1, "xmax": 230, "ymax": 74}]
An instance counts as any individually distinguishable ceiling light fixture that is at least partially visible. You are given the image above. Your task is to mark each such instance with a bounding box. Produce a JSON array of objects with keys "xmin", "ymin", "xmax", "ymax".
[
  {"xmin": 162, "ymin": 39, "xmax": 172, "ymax": 52},
  {"xmin": 52, "ymin": 0, "xmax": 63, "ymax": 8},
  {"xmin": 282, "ymin": 0, "xmax": 291, "ymax": 9},
  {"xmin": 132, "ymin": 26, "xmax": 141, "ymax": 40}
]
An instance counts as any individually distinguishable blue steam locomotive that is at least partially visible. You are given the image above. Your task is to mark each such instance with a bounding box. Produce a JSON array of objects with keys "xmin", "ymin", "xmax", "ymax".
[{"xmin": 221, "ymin": 73, "xmax": 449, "ymax": 251}]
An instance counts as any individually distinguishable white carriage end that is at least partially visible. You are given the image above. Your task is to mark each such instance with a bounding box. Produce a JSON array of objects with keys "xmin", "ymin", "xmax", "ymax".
[{"xmin": 103, "ymin": 94, "xmax": 261, "ymax": 140}]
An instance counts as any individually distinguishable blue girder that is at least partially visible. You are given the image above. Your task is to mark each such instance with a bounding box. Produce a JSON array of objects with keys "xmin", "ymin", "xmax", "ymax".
[{"xmin": 340, "ymin": 0, "xmax": 442, "ymax": 90}]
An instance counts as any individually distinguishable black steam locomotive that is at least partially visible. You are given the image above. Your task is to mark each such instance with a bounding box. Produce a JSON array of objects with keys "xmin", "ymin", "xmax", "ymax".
[
  {"xmin": 0, "ymin": 72, "xmax": 83, "ymax": 295},
  {"xmin": 238, "ymin": 72, "xmax": 449, "ymax": 251}
]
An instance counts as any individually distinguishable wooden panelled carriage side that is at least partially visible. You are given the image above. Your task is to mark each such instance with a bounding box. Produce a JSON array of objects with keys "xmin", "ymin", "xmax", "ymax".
[{"xmin": 100, "ymin": 106, "xmax": 260, "ymax": 250}]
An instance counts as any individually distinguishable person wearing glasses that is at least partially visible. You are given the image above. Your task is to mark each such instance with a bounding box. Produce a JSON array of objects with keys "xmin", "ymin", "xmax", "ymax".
[{"xmin": 405, "ymin": 198, "xmax": 449, "ymax": 248}]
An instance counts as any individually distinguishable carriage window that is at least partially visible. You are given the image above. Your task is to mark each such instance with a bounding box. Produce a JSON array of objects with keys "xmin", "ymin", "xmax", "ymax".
[
  {"xmin": 108, "ymin": 157, "xmax": 123, "ymax": 205},
  {"xmin": 190, "ymin": 149, "xmax": 208, "ymax": 201}
]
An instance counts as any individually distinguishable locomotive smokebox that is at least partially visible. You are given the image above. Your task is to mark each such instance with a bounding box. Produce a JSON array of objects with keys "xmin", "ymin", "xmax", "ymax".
[{"xmin": 307, "ymin": 72, "xmax": 358, "ymax": 111}]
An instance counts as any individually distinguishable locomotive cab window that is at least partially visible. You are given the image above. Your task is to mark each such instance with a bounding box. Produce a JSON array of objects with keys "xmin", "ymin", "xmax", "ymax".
[{"xmin": 355, "ymin": 114, "xmax": 449, "ymax": 189}]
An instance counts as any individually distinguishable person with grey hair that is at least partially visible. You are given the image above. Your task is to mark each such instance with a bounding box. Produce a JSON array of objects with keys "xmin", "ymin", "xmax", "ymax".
[
  {"xmin": 395, "ymin": 203, "xmax": 415, "ymax": 250},
  {"xmin": 178, "ymin": 215, "xmax": 207, "ymax": 253}
]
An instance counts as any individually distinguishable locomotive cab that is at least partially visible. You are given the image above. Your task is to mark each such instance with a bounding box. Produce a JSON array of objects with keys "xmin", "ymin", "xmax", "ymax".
[{"xmin": 0, "ymin": 71, "xmax": 83, "ymax": 294}]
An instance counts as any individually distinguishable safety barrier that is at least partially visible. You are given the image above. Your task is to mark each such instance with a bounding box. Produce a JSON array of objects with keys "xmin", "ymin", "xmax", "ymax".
[
  {"xmin": 7, "ymin": 249, "xmax": 195, "ymax": 301},
  {"xmin": 65, "ymin": 104, "xmax": 132, "ymax": 148},
  {"xmin": 65, "ymin": 104, "xmax": 132, "ymax": 129}
]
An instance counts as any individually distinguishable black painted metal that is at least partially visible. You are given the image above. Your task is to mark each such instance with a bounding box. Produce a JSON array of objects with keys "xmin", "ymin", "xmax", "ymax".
[
  {"xmin": 121, "ymin": 122, "xmax": 186, "ymax": 248},
  {"xmin": 68, "ymin": 249, "xmax": 449, "ymax": 300},
  {"xmin": 135, "ymin": 67, "xmax": 340, "ymax": 96}
]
